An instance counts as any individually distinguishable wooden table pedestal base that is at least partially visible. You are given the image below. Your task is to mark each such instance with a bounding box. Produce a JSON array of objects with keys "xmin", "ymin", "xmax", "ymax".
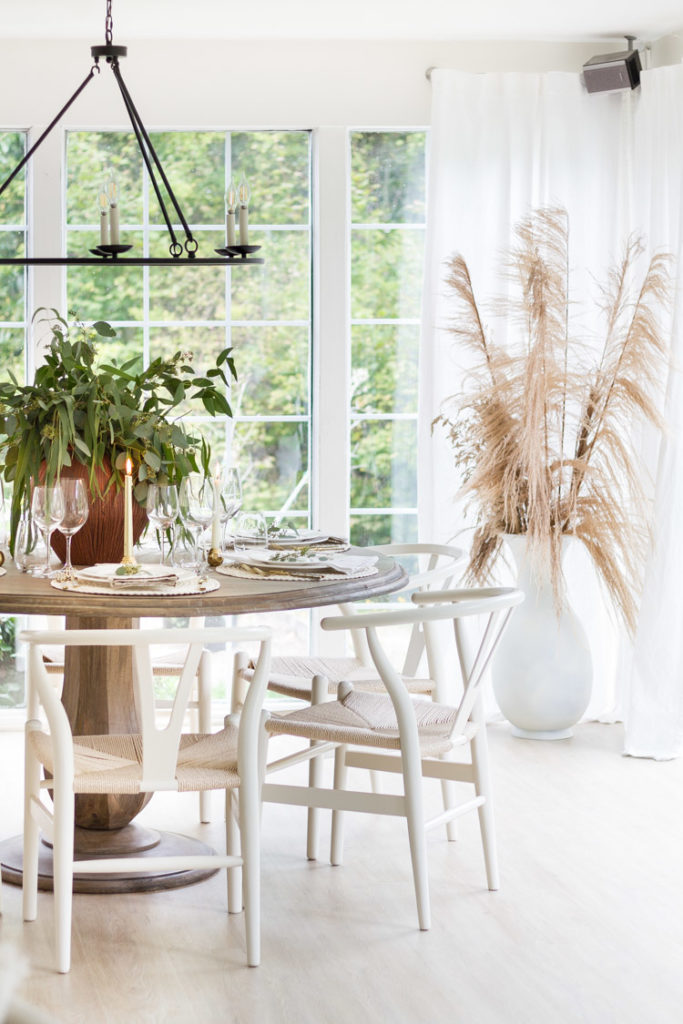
[{"xmin": 0, "ymin": 826, "xmax": 219, "ymax": 893}]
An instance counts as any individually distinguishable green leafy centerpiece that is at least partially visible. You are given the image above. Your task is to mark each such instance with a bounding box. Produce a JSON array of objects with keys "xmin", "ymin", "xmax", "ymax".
[{"xmin": 0, "ymin": 308, "xmax": 236, "ymax": 563}]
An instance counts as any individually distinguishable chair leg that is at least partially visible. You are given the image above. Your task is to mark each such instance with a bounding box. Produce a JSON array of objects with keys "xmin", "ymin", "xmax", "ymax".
[
  {"xmin": 22, "ymin": 726, "xmax": 41, "ymax": 923},
  {"xmin": 471, "ymin": 726, "xmax": 500, "ymax": 891},
  {"xmin": 198, "ymin": 651, "xmax": 212, "ymax": 824},
  {"xmin": 306, "ymin": 674, "xmax": 328, "ymax": 861},
  {"xmin": 239, "ymin": 772, "xmax": 261, "ymax": 967},
  {"xmin": 401, "ymin": 751, "xmax": 431, "ymax": 931},
  {"xmin": 330, "ymin": 744, "xmax": 348, "ymax": 866},
  {"xmin": 52, "ymin": 786, "xmax": 75, "ymax": 974},
  {"xmin": 226, "ymin": 789, "xmax": 242, "ymax": 914},
  {"xmin": 440, "ymin": 753, "xmax": 459, "ymax": 842}
]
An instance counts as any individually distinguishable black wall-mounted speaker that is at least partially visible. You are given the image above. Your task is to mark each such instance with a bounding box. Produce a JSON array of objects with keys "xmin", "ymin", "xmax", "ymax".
[{"xmin": 582, "ymin": 49, "xmax": 642, "ymax": 93}]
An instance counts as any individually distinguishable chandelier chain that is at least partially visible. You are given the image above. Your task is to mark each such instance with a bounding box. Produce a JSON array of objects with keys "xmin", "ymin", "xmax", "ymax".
[{"xmin": 105, "ymin": 0, "xmax": 113, "ymax": 45}]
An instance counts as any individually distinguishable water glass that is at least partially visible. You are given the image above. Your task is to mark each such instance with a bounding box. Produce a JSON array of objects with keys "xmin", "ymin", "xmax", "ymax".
[
  {"xmin": 219, "ymin": 468, "xmax": 242, "ymax": 548},
  {"xmin": 55, "ymin": 479, "xmax": 89, "ymax": 578},
  {"xmin": 233, "ymin": 512, "xmax": 268, "ymax": 555},
  {"xmin": 30, "ymin": 485, "xmax": 65, "ymax": 578},
  {"xmin": 146, "ymin": 482, "xmax": 179, "ymax": 565},
  {"xmin": 14, "ymin": 514, "xmax": 46, "ymax": 574}
]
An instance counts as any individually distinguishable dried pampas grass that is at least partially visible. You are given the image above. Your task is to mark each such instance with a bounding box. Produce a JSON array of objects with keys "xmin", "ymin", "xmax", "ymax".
[{"xmin": 434, "ymin": 208, "xmax": 671, "ymax": 634}]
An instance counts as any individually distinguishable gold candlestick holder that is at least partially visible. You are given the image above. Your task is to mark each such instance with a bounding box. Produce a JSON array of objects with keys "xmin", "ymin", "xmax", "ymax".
[{"xmin": 207, "ymin": 547, "xmax": 223, "ymax": 567}]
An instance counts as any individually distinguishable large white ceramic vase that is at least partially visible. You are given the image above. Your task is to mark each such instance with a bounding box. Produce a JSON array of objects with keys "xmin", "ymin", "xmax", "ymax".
[{"xmin": 491, "ymin": 534, "xmax": 592, "ymax": 740}]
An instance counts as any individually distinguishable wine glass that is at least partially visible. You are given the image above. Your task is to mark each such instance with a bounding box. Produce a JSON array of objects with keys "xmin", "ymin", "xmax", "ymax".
[
  {"xmin": 233, "ymin": 511, "xmax": 268, "ymax": 555},
  {"xmin": 219, "ymin": 468, "xmax": 242, "ymax": 548},
  {"xmin": 146, "ymin": 483, "xmax": 179, "ymax": 565},
  {"xmin": 30, "ymin": 485, "xmax": 65, "ymax": 578},
  {"xmin": 55, "ymin": 479, "xmax": 89, "ymax": 579},
  {"xmin": 179, "ymin": 475, "xmax": 214, "ymax": 572}
]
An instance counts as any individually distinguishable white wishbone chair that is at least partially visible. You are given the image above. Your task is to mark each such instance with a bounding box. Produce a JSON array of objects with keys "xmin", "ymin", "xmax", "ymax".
[
  {"xmin": 233, "ymin": 543, "xmax": 467, "ymax": 857},
  {"xmin": 21, "ymin": 625, "xmax": 272, "ymax": 973},
  {"xmin": 260, "ymin": 587, "xmax": 523, "ymax": 931},
  {"xmin": 37, "ymin": 615, "xmax": 215, "ymax": 823}
]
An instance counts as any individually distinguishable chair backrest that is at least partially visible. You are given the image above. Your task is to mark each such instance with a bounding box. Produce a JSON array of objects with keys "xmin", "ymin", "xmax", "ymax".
[
  {"xmin": 321, "ymin": 587, "xmax": 523, "ymax": 740},
  {"xmin": 20, "ymin": 626, "xmax": 272, "ymax": 792},
  {"xmin": 337, "ymin": 543, "xmax": 467, "ymax": 672}
]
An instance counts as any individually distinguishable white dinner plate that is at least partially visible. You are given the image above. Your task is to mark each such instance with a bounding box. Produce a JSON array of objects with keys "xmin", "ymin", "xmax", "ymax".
[{"xmin": 76, "ymin": 563, "xmax": 187, "ymax": 583}]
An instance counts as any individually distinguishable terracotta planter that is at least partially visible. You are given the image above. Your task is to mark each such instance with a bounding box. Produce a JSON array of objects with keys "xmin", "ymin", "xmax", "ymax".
[{"xmin": 49, "ymin": 459, "xmax": 147, "ymax": 567}]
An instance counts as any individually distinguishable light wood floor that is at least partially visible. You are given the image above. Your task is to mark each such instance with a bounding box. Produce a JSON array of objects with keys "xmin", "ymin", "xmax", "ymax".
[{"xmin": 1, "ymin": 722, "xmax": 682, "ymax": 1024}]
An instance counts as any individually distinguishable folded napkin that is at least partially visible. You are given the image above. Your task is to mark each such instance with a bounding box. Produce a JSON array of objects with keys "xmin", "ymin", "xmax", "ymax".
[{"xmin": 109, "ymin": 571, "xmax": 180, "ymax": 589}]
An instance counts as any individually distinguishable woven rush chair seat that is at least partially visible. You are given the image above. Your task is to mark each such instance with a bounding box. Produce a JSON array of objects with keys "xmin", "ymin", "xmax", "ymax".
[
  {"xmin": 267, "ymin": 682, "xmax": 475, "ymax": 756},
  {"xmin": 265, "ymin": 655, "xmax": 436, "ymax": 699},
  {"xmin": 28, "ymin": 727, "xmax": 241, "ymax": 795}
]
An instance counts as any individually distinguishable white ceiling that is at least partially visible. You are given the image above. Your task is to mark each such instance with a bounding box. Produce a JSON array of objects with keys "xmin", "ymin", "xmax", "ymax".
[{"xmin": 1, "ymin": 0, "xmax": 682, "ymax": 43}]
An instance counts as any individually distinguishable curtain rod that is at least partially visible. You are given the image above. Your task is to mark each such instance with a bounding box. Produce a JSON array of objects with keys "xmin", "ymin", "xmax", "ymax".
[{"xmin": 425, "ymin": 66, "xmax": 436, "ymax": 81}]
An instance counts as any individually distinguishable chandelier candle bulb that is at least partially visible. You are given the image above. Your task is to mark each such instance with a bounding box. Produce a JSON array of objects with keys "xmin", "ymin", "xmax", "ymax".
[
  {"xmin": 238, "ymin": 177, "xmax": 250, "ymax": 246},
  {"xmin": 121, "ymin": 457, "xmax": 136, "ymax": 566},
  {"xmin": 225, "ymin": 181, "xmax": 237, "ymax": 246},
  {"xmin": 107, "ymin": 174, "xmax": 120, "ymax": 245},
  {"xmin": 99, "ymin": 190, "xmax": 110, "ymax": 246}
]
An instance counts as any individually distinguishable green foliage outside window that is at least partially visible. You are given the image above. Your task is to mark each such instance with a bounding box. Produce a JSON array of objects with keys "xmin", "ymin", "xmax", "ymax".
[{"xmin": 65, "ymin": 129, "xmax": 312, "ymax": 520}]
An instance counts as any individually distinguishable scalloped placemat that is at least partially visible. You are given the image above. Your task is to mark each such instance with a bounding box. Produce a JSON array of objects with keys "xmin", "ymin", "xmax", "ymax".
[{"xmin": 50, "ymin": 577, "xmax": 220, "ymax": 596}]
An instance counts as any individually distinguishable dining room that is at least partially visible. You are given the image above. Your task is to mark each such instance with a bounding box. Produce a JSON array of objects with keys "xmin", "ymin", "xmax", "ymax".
[{"xmin": 1, "ymin": 2, "xmax": 683, "ymax": 1023}]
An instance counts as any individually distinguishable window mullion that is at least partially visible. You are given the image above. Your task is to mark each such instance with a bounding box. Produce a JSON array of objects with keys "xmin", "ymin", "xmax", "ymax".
[{"xmin": 312, "ymin": 126, "xmax": 349, "ymax": 538}]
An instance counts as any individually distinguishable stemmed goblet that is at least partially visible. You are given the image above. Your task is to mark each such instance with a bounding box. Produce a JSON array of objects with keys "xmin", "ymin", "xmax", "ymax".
[
  {"xmin": 146, "ymin": 483, "xmax": 180, "ymax": 565},
  {"xmin": 179, "ymin": 475, "xmax": 214, "ymax": 573},
  {"xmin": 55, "ymin": 479, "xmax": 89, "ymax": 580},
  {"xmin": 219, "ymin": 468, "xmax": 242, "ymax": 549},
  {"xmin": 30, "ymin": 485, "xmax": 65, "ymax": 578}
]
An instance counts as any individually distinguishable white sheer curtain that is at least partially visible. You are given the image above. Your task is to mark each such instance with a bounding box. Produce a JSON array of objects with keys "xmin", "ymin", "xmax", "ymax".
[{"xmin": 419, "ymin": 66, "xmax": 683, "ymax": 753}]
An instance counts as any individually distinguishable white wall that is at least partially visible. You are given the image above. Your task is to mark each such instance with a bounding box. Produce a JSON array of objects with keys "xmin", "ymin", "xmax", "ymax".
[{"xmin": 0, "ymin": 37, "xmax": 629, "ymax": 130}]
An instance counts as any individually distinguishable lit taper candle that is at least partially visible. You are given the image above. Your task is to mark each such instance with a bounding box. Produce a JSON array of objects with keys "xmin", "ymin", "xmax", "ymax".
[
  {"xmin": 211, "ymin": 463, "xmax": 222, "ymax": 550},
  {"xmin": 122, "ymin": 456, "xmax": 136, "ymax": 565}
]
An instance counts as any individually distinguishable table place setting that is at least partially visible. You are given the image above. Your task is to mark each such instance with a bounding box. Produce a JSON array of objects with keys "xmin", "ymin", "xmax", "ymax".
[
  {"xmin": 217, "ymin": 548, "xmax": 379, "ymax": 582},
  {"xmin": 50, "ymin": 563, "xmax": 220, "ymax": 596}
]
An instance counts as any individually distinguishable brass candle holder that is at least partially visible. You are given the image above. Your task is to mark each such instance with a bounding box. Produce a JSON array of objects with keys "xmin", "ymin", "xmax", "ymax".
[{"xmin": 207, "ymin": 547, "xmax": 223, "ymax": 568}]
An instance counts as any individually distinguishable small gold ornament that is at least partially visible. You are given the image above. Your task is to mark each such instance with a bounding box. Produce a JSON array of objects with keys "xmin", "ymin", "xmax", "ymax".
[{"xmin": 207, "ymin": 547, "xmax": 223, "ymax": 568}]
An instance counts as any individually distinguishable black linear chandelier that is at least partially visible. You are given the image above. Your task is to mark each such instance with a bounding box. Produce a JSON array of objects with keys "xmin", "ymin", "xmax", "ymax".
[{"xmin": 0, "ymin": 0, "xmax": 263, "ymax": 268}]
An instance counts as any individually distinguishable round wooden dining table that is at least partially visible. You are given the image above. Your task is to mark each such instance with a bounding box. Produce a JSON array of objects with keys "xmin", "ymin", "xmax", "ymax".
[{"xmin": 0, "ymin": 553, "xmax": 406, "ymax": 892}]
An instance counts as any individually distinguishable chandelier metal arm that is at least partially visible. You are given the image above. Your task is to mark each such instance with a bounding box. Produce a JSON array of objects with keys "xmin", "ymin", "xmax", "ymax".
[
  {"xmin": 0, "ymin": 66, "xmax": 98, "ymax": 203},
  {"xmin": 110, "ymin": 60, "xmax": 196, "ymax": 256},
  {"xmin": 108, "ymin": 60, "xmax": 182, "ymax": 255}
]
